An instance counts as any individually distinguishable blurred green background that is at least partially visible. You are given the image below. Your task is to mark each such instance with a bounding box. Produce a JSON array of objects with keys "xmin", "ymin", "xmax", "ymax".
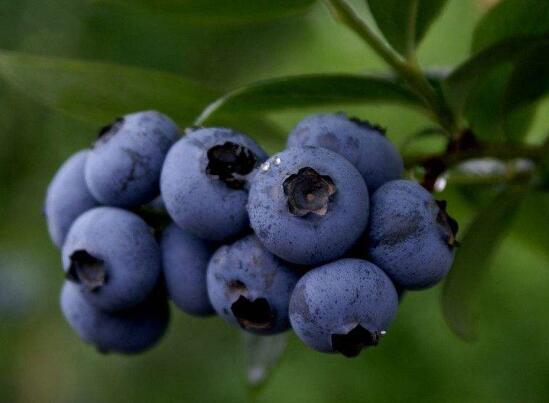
[{"xmin": 1, "ymin": 0, "xmax": 548, "ymax": 402}]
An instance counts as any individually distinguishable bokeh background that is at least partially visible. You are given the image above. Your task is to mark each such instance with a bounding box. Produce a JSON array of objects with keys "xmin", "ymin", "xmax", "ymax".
[{"xmin": 1, "ymin": 0, "xmax": 548, "ymax": 402}]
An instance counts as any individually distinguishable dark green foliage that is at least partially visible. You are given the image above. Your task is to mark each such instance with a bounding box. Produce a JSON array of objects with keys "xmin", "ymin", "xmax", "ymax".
[{"xmin": 1, "ymin": 0, "xmax": 548, "ymax": 401}]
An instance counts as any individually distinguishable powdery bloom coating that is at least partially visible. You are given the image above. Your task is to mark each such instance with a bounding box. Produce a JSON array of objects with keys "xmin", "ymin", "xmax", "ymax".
[
  {"xmin": 161, "ymin": 127, "xmax": 268, "ymax": 241},
  {"xmin": 287, "ymin": 113, "xmax": 403, "ymax": 192},
  {"xmin": 45, "ymin": 150, "xmax": 98, "ymax": 248},
  {"xmin": 247, "ymin": 146, "xmax": 369, "ymax": 265},
  {"xmin": 367, "ymin": 180, "xmax": 458, "ymax": 290},
  {"xmin": 289, "ymin": 258, "xmax": 398, "ymax": 357},
  {"xmin": 62, "ymin": 207, "xmax": 161, "ymax": 311},
  {"xmin": 85, "ymin": 111, "xmax": 179, "ymax": 207},
  {"xmin": 207, "ymin": 235, "xmax": 300, "ymax": 335},
  {"xmin": 160, "ymin": 223, "xmax": 215, "ymax": 317},
  {"xmin": 60, "ymin": 282, "xmax": 169, "ymax": 354}
]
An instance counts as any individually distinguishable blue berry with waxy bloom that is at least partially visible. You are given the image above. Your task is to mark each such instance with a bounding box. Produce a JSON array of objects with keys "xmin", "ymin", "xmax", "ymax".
[
  {"xmin": 160, "ymin": 223, "xmax": 215, "ymax": 317},
  {"xmin": 62, "ymin": 207, "xmax": 161, "ymax": 311},
  {"xmin": 367, "ymin": 179, "xmax": 459, "ymax": 290},
  {"xmin": 287, "ymin": 113, "xmax": 403, "ymax": 191},
  {"xmin": 207, "ymin": 235, "xmax": 300, "ymax": 334},
  {"xmin": 161, "ymin": 127, "xmax": 268, "ymax": 241},
  {"xmin": 85, "ymin": 111, "xmax": 179, "ymax": 207},
  {"xmin": 45, "ymin": 150, "xmax": 98, "ymax": 248},
  {"xmin": 289, "ymin": 258, "xmax": 398, "ymax": 357},
  {"xmin": 60, "ymin": 281, "xmax": 169, "ymax": 354},
  {"xmin": 247, "ymin": 146, "xmax": 369, "ymax": 265}
]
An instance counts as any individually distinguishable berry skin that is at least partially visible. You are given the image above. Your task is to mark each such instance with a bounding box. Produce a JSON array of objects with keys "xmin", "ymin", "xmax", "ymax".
[
  {"xmin": 160, "ymin": 223, "xmax": 215, "ymax": 317},
  {"xmin": 367, "ymin": 180, "xmax": 459, "ymax": 290},
  {"xmin": 287, "ymin": 113, "xmax": 403, "ymax": 191},
  {"xmin": 45, "ymin": 150, "xmax": 98, "ymax": 248},
  {"xmin": 247, "ymin": 146, "xmax": 369, "ymax": 265},
  {"xmin": 60, "ymin": 282, "xmax": 169, "ymax": 354},
  {"xmin": 85, "ymin": 111, "xmax": 179, "ymax": 207},
  {"xmin": 289, "ymin": 258, "xmax": 398, "ymax": 357},
  {"xmin": 161, "ymin": 128, "xmax": 268, "ymax": 241},
  {"xmin": 207, "ymin": 235, "xmax": 300, "ymax": 335},
  {"xmin": 62, "ymin": 207, "xmax": 161, "ymax": 311}
]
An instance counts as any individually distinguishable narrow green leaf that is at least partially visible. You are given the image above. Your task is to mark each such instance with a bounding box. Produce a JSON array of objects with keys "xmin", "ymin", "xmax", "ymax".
[
  {"xmin": 244, "ymin": 333, "xmax": 288, "ymax": 389},
  {"xmin": 366, "ymin": 0, "xmax": 448, "ymax": 55},
  {"xmin": 443, "ymin": 37, "xmax": 549, "ymax": 117},
  {"xmin": 213, "ymin": 116, "xmax": 287, "ymax": 154},
  {"xmin": 98, "ymin": 0, "xmax": 316, "ymax": 25},
  {"xmin": 0, "ymin": 50, "xmax": 216, "ymax": 125},
  {"xmin": 464, "ymin": 65, "xmax": 535, "ymax": 142},
  {"xmin": 445, "ymin": 0, "xmax": 549, "ymax": 120},
  {"xmin": 503, "ymin": 43, "xmax": 549, "ymax": 121},
  {"xmin": 513, "ymin": 192, "xmax": 549, "ymax": 258},
  {"xmin": 472, "ymin": 0, "xmax": 549, "ymax": 52},
  {"xmin": 442, "ymin": 187, "xmax": 527, "ymax": 342},
  {"xmin": 196, "ymin": 74, "xmax": 427, "ymax": 125}
]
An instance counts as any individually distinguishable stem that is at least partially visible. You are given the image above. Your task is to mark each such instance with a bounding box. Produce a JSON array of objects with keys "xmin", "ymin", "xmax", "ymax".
[
  {"xmin": 404, "ymin": 141, "xmax": 548, "ymax": 169},
  {"xmin": 440, "ymin": 171, "xmax": 534, "ymax": 188},
  {"xmin": 406, "ymin": 0, "xmax": 419, "ymax": 63},
  {"xmin": 323, "ymin": 0, "xmax": 458, "ymax": 135},
  {"xmin": 324, "ymin": 0, "xmax": 404, "ymax": 73}
]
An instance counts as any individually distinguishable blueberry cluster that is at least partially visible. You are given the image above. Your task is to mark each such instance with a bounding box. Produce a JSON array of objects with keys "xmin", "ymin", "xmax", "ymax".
[{"xmin": 45, "ymin": 111, "xmax": 458, "ymax": 357}]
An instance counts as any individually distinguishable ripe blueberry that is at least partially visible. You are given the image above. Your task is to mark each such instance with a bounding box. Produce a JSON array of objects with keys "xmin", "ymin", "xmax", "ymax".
[
  {"xmin": 160, "ymin": 223, "xmax": 215, "ymax": 316},
  {"xmin": 45, "ymin": 150, "xmax": 98, "ymax": 248},
  {"xmin": 289, "ymin": 258, "xmax": 398, "ymax": 357},
  {"xmin": 287, "ymin": 113, "xmax": 403, "ymax": 191},
  {"xmin": 367, "ymin": 180, "xmax": 459, "ymax": 290},
  {"xmin": 206, "ymin": 235, "xmax": 300, "ymax": 335},
  {"xmin": 60, "ymin": 282, "xmax": 169, "ymax": 354},
  {"xmin": 62, "ymin": 207, "xmax": 161, "ymax": 311},
  {"xmin": 85, "ymin": 111, "xmax": 179, "ymax": 207},
  {"xmin": 247, "ymin": 146, "xmax": 369, "ymax": 265},
  {"xmin": 161, "ymin": 127, "xmax": 268, "ymax": 241}
]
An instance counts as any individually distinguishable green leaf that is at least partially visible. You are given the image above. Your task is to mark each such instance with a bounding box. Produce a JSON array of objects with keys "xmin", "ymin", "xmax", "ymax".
[
  {"xmin": 472, "ymin": 0, "xmax": 549, "ymax": 52},
  {"xmin": 213, "ymin": 116, "xmax": 287, "ymax": 154},
  {"xmin": 464, "ymin": 65, "xmax": 536, "ymax": 142},
  {"xmin": 244, "ymin": 333, "xmax": 288, "ymax": 390},
  {"xmin": 99, "ymin": 0, "xmax": 316, "ymax": 25},
  {"xmin": 443, "ymin": 37, "xmax": 549, "ymax": 117},
  {"xmin": 442, "ymin": 187, "xmax": 527, "ymax": 342},
  {"xmin": 503, "ymin": 43, "xmax": 549, "ymax": 122},
  {"xmin": 0, "ymin": 50, "xmax": 216, "ymax": 125},
  {"xmin": 445, "ymin": 0, "xmax": 549, "ymax": 120},
  {"xmin": 196, "ymin": 74, "xmax": 427, "ymax": 125},
  {"xmin": 366, "ymin": 0, "xmax": 448, "ymax": 55},
  {"xmin": 513, "ymin": 192, "xmax": 549, "ymax": 257}
]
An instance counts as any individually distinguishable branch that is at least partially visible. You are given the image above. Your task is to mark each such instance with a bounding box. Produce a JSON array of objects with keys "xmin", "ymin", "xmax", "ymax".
[
  {"xmin": 403, "ymin": 141, "xmax": 548, "ymax": 170},
  {"xmin": 323, "ymin": 0, "xmax": 458, "ymax": 135}
]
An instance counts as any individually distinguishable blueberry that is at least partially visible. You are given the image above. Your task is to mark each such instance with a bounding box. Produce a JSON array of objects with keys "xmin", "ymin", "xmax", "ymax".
[
  {"xmin": 45, "ymin": 150, "xmax": 98, "ymax": 248},
  {"xmin": 62, "ymin": 207, "xmax": 161, "ymax": 311},
  {"xmin": 160, "ymin": 223, "xmax": 215, "ymax": 316},
  {"xmin": 206, "ymin": 235, "xmax": 299, "ymax": 334},
  {"xmin": 367, "ymin": 180, "xmax": 459, "ymax": 290},
  {"xmin": 247, "ymin": 146, "xmax": 369, "ymax": 265},
  {"xmin": 60, "ymin": 281, "xmax": 169, "ymax": 354},
  {"xmin": 287, "ymin": 113, "xmax": 403, "ymax": 191},
  {"xmin": 85, "ymin": 111, "xmax": 179, "ymax": 207},
  {"xmin": 289, "ymin": 258, "xmax": 398, "ymax": 357},
  {"xmin": 161, "ymin": 127, "xmax": 268, "ymax": 241}
]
